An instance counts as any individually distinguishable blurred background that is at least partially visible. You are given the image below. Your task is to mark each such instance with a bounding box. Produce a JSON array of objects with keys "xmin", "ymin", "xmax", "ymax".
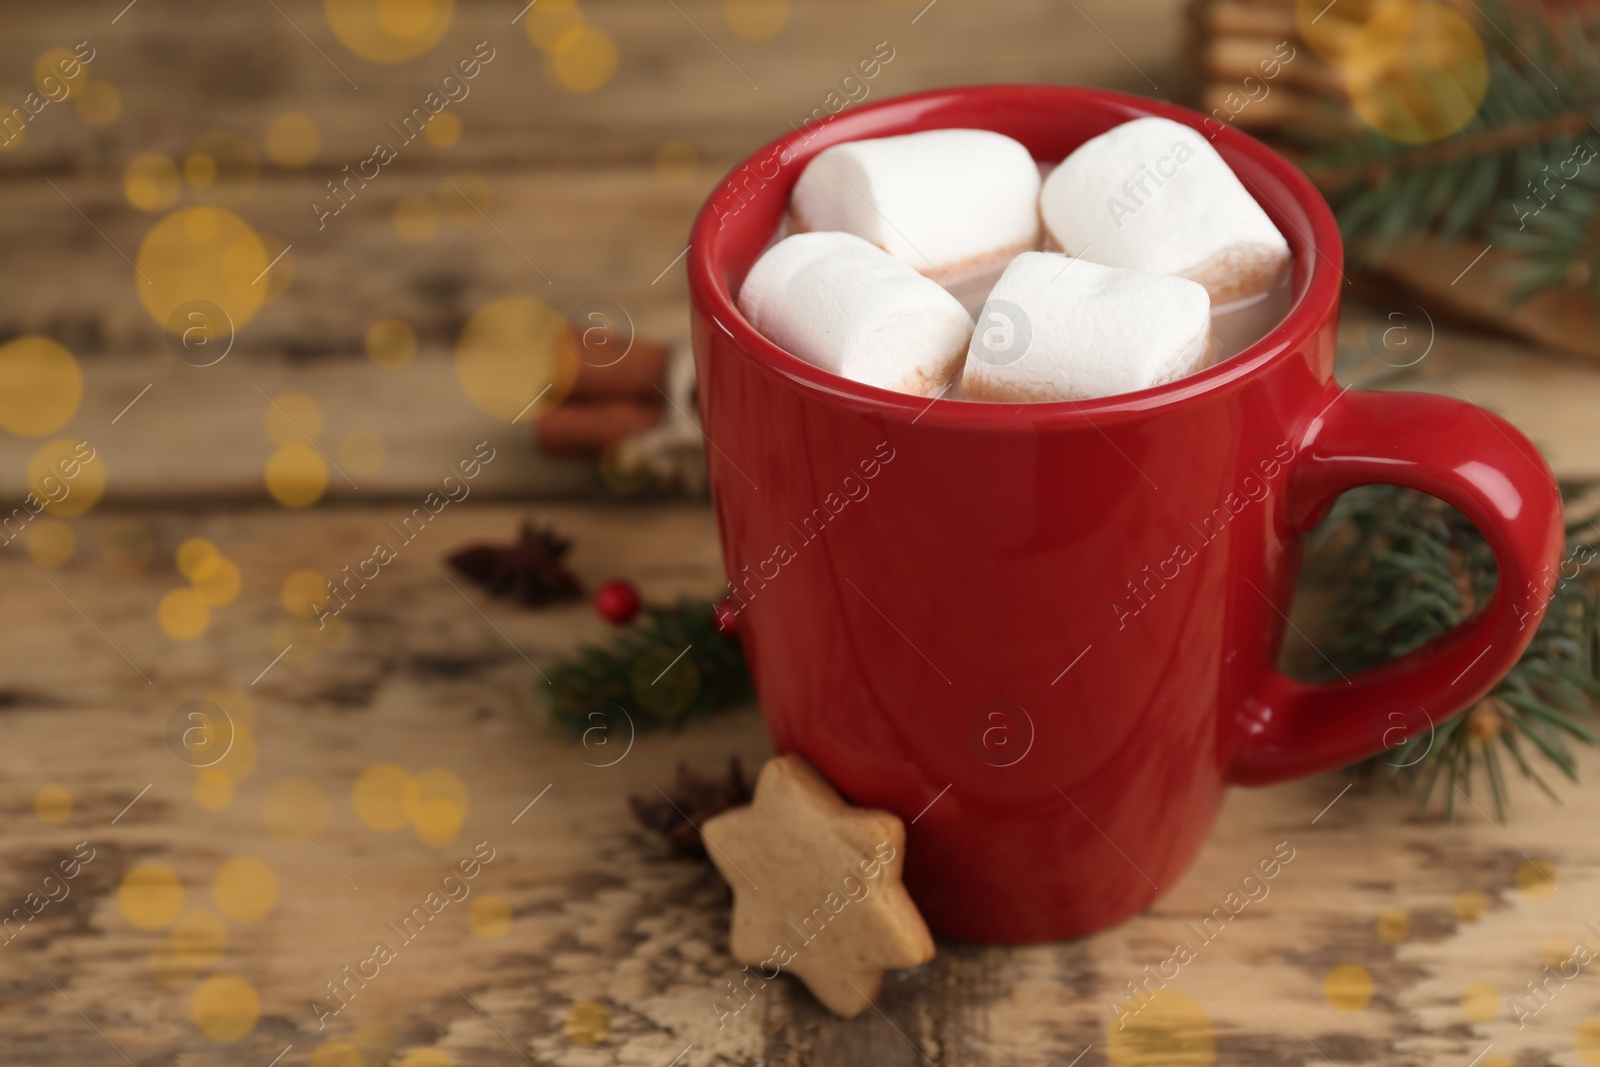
[
  {"xmin": 3, "ymin": 0, "xmax": 1596, "ymax": 511},
  {"xmin": 0, "ymin": 0, "xmax": 1203, "ymax": 509}
]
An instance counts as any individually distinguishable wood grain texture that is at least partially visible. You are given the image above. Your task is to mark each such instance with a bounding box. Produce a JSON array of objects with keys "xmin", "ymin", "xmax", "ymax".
[
  {"xmin": 0, "ymin": 0, "xmax": 1194, "ymax": 501},
  {"xmin": 0, "ymin": 502, "xmax": 1597, "ymax": 1066},
  {"xmin": 1, "ymin": 297, "xmax": 1597, "ymax": 506}
]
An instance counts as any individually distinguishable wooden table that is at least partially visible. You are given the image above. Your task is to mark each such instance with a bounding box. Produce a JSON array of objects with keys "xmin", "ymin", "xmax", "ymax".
[
  {"xmin": 3, "ymin": 495, "xmax": 1600, "ymax": 1067},
  {"xmin": 6, "ymin": 1, "xmax": 1600, "ymax": 1064}
]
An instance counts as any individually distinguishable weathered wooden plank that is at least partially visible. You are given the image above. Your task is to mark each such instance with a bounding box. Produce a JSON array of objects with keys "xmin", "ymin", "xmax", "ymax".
[
  {"xmin": 0, "ymin": 502, "xmax": 1596, "ymax": 1065},
  {"xmin": 0, "ymin": 0, "xmax": 1191, "ymax": 173},
  {"xmin": 1, "ymin": 295, "xmax": 1597, "ymax": 504}
]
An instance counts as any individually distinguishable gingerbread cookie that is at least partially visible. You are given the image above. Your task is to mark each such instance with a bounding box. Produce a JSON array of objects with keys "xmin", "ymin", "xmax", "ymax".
[{"xmin": 700, "ymin": 754, "xmax": 935, "ymax": 1018}]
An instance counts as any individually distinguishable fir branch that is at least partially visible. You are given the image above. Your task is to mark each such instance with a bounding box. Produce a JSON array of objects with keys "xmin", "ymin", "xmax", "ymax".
[
  {"xmin": 1297, "ymin": 0, "xmax": 1600, "ymax": 293},
  {"xmin": 1303, "ymin": 110, "xmax": 1596, "ymax": 190},
  {"xmin": 544, "ymin": 599, "xmax": 753, "ymax": 734},
  {"xmin": 1312, "ymin": 483, "xmax": 1600, "ymax": 817}
]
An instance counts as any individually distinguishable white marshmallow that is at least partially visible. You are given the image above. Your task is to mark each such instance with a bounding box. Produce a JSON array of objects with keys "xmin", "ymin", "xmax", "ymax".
[
  {"xmin": 1040, "ymin": 117, "xmax": 1290, "ymax": 305},
  {"xmin": 739, "ymin": 231, "xmax": 974, "ymax": 397},
  {"xmin": 791, "ymin": 129, "xmax": 1041, "ymax": 277},
  {"xmin": 960, "ymin": 252, "xmax": 1212, "ymax": 402}
]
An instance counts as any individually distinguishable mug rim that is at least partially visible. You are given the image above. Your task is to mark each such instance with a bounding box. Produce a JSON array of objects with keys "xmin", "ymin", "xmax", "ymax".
[{"xmin": 687, "ymin": 83, "xmax": 1344, "ymax": 428}]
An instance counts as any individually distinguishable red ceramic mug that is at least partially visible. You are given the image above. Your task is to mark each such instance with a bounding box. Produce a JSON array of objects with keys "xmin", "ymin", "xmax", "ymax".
[{"xmin": 687, "ymin": 84, "xmax": 1564, "ymax": 943}]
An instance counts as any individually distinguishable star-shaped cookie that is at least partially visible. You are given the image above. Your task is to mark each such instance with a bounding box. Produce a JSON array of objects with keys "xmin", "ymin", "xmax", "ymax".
[{"xmin": 701, "ymin": 754, "xmax": 935, "ymax": 1018}]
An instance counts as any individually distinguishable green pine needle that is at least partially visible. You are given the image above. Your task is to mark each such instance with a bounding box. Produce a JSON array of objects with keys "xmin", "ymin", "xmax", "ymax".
[
  {"xmin": 1311, "ymin": 484, "xmax": 1600, "ymax": 818},
  {"xmin": 1297, "ymin": 0, "xmax": 1600, "ymax": 306},
  {"xmin": 544, "ymin": 599, "xmax": 753, "ymax": 734}
]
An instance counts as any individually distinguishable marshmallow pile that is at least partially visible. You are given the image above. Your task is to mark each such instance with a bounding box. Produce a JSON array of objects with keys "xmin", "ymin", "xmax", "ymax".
[{"xmin": 737, "ymin": 119, "xmax": 1290, "ymax": 402}]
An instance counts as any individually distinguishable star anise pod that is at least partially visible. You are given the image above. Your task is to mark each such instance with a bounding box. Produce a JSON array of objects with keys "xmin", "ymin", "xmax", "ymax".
[
  {"xmin": 446, "ymin": 521, "xmax": 584, "ymax": 606},
  {"xmin": 629, "ymin": 758, "xmax": 750, "ymax": 862}
]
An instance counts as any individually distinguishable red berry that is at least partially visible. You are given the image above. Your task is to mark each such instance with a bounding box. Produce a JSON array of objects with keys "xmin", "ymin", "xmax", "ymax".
[
  {"xmin": 712, "ymin": 597, "xmax": 739, "ymax": 635},
  {"xmin": 594, "ymin": 579, "xmax": 641, "ymax": 626}
]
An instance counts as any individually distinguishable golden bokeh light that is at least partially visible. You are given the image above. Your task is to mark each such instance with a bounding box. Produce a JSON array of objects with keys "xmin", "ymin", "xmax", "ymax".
[
  {"xmin": 378, "ymin": 0, "xmax": 436, "ymax": 36},
  {"xmin": 565, "ymin": 1001, "xmax": 610, "ymax": 1046},
  {"xmin": 120, "ymin": 862, "xmax": 185, "ymax": 930},
  {"xmin": 177, "ymin": 536, "xmax": 220, "ymax": 579},
  {"xmin": 399, "ymin": 1049, "xmax": 453, "ymax": 1067},
  {"xmin": 75, "ymin": 81, "xmax": 122, "ymax": 125},
  {"xmin": 469, "ymin": 894, "xmax": 512, "ymax": 939},
  {"xmin": 136, "ymin": 205, "xmax": 269, "ymax": 334},
  {"xmin": 403, "ymin": 767, "xmax": 469, "ymax": 821},
  {"xmin": 170, "ymin": 909, "xmax": 228, "ymax": 968},
  {"xmin": 367, "ymin": 318, "xmax": 417, "ymax": 370},
  {"xmin": 192, "ymin": 973, "xmax": 260, "ymax": 1042},
  {"xmin": 262, "ymin": 778, "xmax": 330, "ymax": 843},
  {"xmin": 655, "ymin": 140, "xmax": 697, "ymax": 184},
  {"xmin": 184, "ymin": 153, "xmax": 218, "ymax": 189},
  {"xmin": 393, "ymin": 194, "xmax": 440, "ymax": 243},
  {"xmin": 1453, "ymin": 890, "xmax": 1487, "ymax": 923},
  {"xmin": 1105, "ymin": 991, "xmax": 1215, "ymax": 1067},
  {"xmin": 193, "ymin": 769, "xmax": 234, "ymax": 811},
  {"xmin": 125, "ymin": 153, "xmax": 183, "ymax": 212},
  {"xmin": 454, "ymin": 297, "xmax": 576, "ymax": 421},
  {"xmin": 188, "ymin": 549, "xmax": 223, "ymax": 582},
  {"xmin": 258, "ymin": 234, "xmax": 295, "ymax": 302},
  {"xmin": 29, "ymin": 437, "xmax": 104, "ymax": 517},
  {"xmin": 1344, "ymin": 0, "xmax": 1488, "ymax": 145},
  {"xmin": 1376, "ymin": 909, "xmax": 1409, "ymax": 943},
  {"xmin": 438, "ymin": 172, "xmax": 490, "ymax": 226},
  {"xmin": 159, "ymin": 587, "xmax": 211, "ymax": 640},
  {"xmin": 1545, "ymin": 937, "xmax": 1580, "ymax": 969},
  {"xmin": 213, "ymin": 856, "xmax": 279, "ymax": 923},
  {"xmin": 1324, "ymin": 964, "xmax": 1374, "ymax": 1012},
  {"xmin": 524, "ymin": 0, "xmax": 584, "ymax": 51},
  {"xmin": 412, "ymin": 798, "xmax": 464, "ymax": 846},
  {"xmin": 0, "ymin": 336, "xmax": 83, "ymax": 437},
  {"xmin": 1295, "ymin": 0, "xmax": 1383, "ymax": 62},
  {"xmin": 1461, "ymin": 980, "xmax": 1499, "ymax": 1022},
  {"xmin": 204, "ymin": 687, "xmax": 255, "ymax": 730},
  {"xmin": 548, "ymin": 25, "xmax": 618, "ymax": 93},
  {"xmin": 404, "ymin": 767, "xmax": 468, "ymax": 845},
  {"xmin": 34, "ymin": 48, "xmax": 89, "ymax": 98},
  {"xmin": 272, "ymin": 618, "xmax": 324, "ymax": 666},
  {"xmin": 212, "ymin": 723, "xmax": 259, "ymax": 784},
  {"xmin": 724, "ymin": 0, "xmax": 789, "ymax": 42},
  {"xmin": 194, "ymin": 557, "xmax": 243, "ymax": 606},
  {"xmin": 182, "ymin": 131, "xmax": 261, "ymax": 205},
  {"xmin": 338, "ymin": 429, "xmax": 387, "ymax": 478},
  {"xmin": 425, "ymin": 111, "xmax": 462, "ymax": 148},
  {"xmin": 265, "ymin": 443, "xmax": 330, "ymax": 509},
  {"xmin": 1578, "ymin": 1017, "xmax": 1600, "ymax": 1065},
  {"xmin": 27, "ymin": 520, "xmax": 76, "ymax": 569},
  {"xmin": 313, "ymin": 1042, "xmax": 364, "ymax": 1067},
  {"xmin": 34, "ymin": 785, "xmax": 72, "ymax": 824},
  {"xmin": 265, "ymin": 112, "xmax": 319, "ymax": 167},
  {"xmin": 264, "ymin": 391, "xmax": 324, "ymax": 445},
  {"xmin": 1517, "ymin": 858, "xmax": 1557, "ymax": 900},
  {"xmin": 282, "ymin": 569, "xmax": 332, "ymax": 617},
  {"xmin": 325, "ymin": 0, "xmax": 456, "ymax": 63},
  {"xmin": 354, "ymin": 763, "xmax": 415, "ymax": 830}
]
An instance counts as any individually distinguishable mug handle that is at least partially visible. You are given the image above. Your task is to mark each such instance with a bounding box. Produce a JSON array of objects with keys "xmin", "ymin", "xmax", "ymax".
[{"xmin": 1228, "ymin": 387, "xmax": 1566, "ymax": 787}]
